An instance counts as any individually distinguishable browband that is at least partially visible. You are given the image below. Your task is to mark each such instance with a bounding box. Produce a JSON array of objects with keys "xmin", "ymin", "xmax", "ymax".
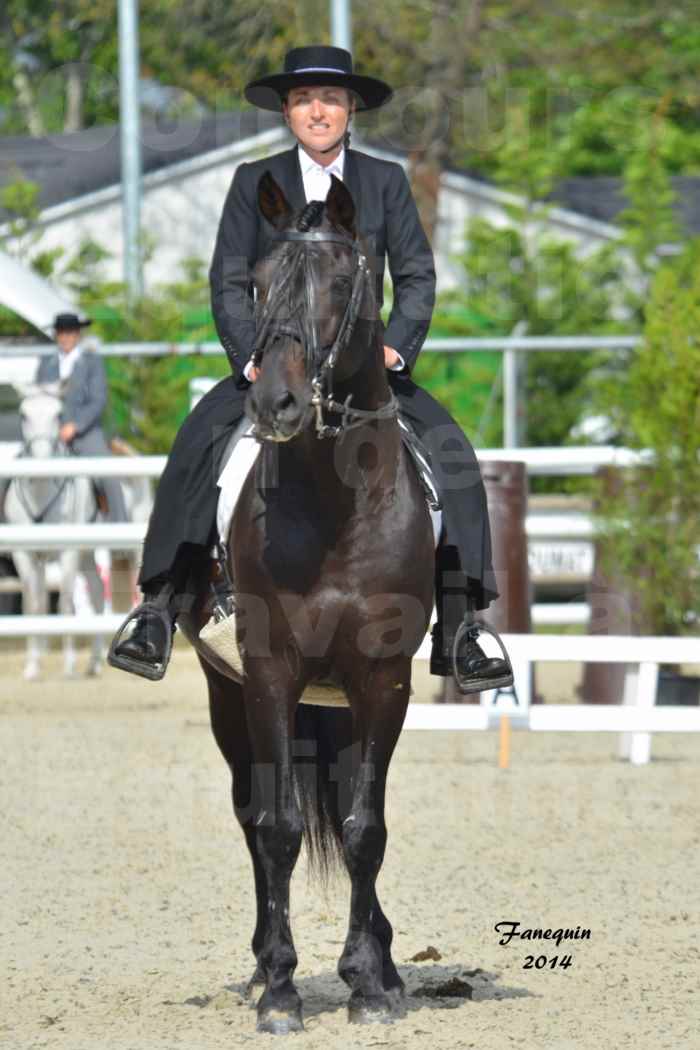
[{"xmin": 273, "ymin": 230, "xmax": 360, "ymax": 251}]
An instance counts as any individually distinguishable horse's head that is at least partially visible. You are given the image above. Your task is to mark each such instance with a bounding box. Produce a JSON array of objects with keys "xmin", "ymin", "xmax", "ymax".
[
  {"xmin": 15, "ymin": 382, "xmax": 63, "ymax": 457},
  {"xmin": 247, "ymin": 171, "xmax": 379, "ymax": 442}
]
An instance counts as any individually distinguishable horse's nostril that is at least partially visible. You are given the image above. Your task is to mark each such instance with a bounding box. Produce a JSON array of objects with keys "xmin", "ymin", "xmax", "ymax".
[{"xmin": 274, "ymin": 392, "xmax": 296, "ymax": 416}]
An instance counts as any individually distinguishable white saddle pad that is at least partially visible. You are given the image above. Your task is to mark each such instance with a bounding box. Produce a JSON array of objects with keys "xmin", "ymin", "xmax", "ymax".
[
  {"xmin": 216, "ymin": 423, "xmax": 442, "ymax": 548},
  {"xmin": 216, "ymin": 422, "xmax": 260, "ymax": 544}
]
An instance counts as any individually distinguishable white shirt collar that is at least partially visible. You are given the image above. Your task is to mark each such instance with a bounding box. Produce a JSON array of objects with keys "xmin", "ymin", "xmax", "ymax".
[
  {"xmin": 298, "ymin": 144, "xmax": 345, "ymax": 180},
  {"xmin": 58, "ymin": 342, "xmax": 83, "ymax": 380}
]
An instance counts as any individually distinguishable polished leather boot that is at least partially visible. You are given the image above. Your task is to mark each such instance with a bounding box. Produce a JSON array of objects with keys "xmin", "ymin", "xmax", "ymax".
[
  {"xmin": 108, "ymin": 580, "xmax": 176, "ymax": 680},
  {"xmin": 429, "ymin": 620, "xmax": 513, "ymax": 692},
  {"xmin": 430, "ymin": 541, "xmax": 513, "ymax": 692}
]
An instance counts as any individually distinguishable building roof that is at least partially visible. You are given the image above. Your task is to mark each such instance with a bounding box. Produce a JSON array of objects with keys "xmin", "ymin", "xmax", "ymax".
[
  {"xmin": 547, "ymin": 176, "xmax": 700, "ymax": 237},
  {"xmin": 2, "ymin": 117, "xmax": 699, "ymax": 240},
  {"xmin": 0, "ymin": 110, "xmax": 283, "ymax": 218}
]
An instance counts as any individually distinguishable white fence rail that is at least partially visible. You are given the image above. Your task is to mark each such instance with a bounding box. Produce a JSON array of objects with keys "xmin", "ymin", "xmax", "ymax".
[
  {"xmin": 0, "ymin": 446, "xmax": 649, "ymax": 479},
  {"xmin": 407, "ymin": 633, "xmax": 700, "ymax": 766},
  {"xmin": 1, "ymin": 616, "xmax": 696, "ymax": 764},
  {"xmin": 2, "ymin": 334, "xmax": 642, "ymax": 452},
  {"xmin": 0, "ymin": 335, "xmax": 642, "ymax": 358},
  {"xmin": 3, "ymin": 446, "xmax": 698, "ymax": 768},
  {"xmin": 0, "ymin": 516, "xmax": 595, "ymax": 552}
]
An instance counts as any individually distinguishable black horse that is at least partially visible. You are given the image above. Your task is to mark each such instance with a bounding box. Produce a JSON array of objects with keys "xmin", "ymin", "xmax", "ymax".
[{"xmin": 180, "ymin": 172, "xmax": 434, "ymax": 1033}]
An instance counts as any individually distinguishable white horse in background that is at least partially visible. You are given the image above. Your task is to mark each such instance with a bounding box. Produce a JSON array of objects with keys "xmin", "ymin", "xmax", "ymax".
[
  {"xmin": 4, "ymin": 384, "xmax": 104, "ymax": 678},
  {"xmin": 4, "ymin": 384, "xmax": 152, "ymax": 680}
]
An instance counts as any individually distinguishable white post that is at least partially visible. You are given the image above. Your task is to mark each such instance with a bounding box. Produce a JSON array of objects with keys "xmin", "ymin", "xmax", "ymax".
[
  {"xmin": 628, "ymin": 662, "xmax": 659, "ymax": 766},
  {"xmin": 619, "ymin": 664, "xmax": 637, "ymax": 760},
  {"xmin": 331, "ymin": 0, "xmax": 352, "ymax": 51},
  {"xmin": 503, "ymin": 321, "xmax": 527, "ymax": 447},
  {"xmin": 118, "ymin": 0, "xmax": 143, "ymax": 304}
]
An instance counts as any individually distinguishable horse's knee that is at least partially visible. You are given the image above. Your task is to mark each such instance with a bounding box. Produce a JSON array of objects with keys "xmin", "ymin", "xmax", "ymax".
[
  {"xmin": 342, "ymin": 814, "xmax": 386, "ymax": 878},
  {"xmin": 256, "ymin": 805, "xmax": 304, "ymax": 873}
]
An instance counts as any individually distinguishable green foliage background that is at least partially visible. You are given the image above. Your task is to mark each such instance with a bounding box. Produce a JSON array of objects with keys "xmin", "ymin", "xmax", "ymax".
[{"xmin": 595, "ymin": 249, "xmax": 700, "ymax": 634}]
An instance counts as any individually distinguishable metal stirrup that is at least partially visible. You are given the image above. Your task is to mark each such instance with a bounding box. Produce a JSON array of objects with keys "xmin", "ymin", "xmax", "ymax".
[
  {"xmin": 107, "ymin": 588, "xmax": 175, "ymax": 681},
  {"xmin": 451, "ymin": 618, "xmax": 514, "ymax": 695}
]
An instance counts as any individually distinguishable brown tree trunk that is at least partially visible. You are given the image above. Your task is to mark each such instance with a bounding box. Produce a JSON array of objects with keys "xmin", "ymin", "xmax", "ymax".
[{"xmin": 64, "ymin": 63, "xmax": 85, "ymax": 133}]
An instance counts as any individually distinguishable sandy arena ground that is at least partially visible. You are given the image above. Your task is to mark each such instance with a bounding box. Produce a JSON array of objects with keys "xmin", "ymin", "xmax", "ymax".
[{"xmin": 1, "ymin": 641, "xmax": 698, "ymax": 1050}]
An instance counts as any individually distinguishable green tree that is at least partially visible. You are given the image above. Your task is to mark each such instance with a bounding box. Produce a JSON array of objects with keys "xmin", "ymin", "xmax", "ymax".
[
  {"xmin": 438, "ymin": 207, "xmax": 627, "ymax": 449},
  {"xmin": 0, "ymin": 0, "xmax": 118, "ymax": 133},
  {"xmin": 595, "ymin": 251, "xmax": 700, "ymax": 635}
]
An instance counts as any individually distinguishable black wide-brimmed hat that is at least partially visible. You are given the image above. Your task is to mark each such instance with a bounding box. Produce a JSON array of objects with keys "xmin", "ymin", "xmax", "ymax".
[
  {"xmin": 52, "ymin": 312, "xmax": 92, "ymax": 332},
  {"xmin": 244, "ymin": 46, "xmax": 392, "ymax": 112}
]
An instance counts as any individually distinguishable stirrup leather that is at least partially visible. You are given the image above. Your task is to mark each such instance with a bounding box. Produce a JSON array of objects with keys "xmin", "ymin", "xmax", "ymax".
[
  {"xmin": 107, "ymin": 595, "xmax": 174, "ymax": 681},
  {"xmin": 452, "ymin": 619, "xmax": 514, "ymax": 695}
]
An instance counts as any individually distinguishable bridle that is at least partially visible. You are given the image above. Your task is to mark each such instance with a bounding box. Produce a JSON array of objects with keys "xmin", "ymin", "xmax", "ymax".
[
  {"xmin": 252, "ymin": 227, "xmax": 398, "ymax": 439},
  {"xmin": 14, "ymin": 437, "xmax": 73, "ymax": 524}
]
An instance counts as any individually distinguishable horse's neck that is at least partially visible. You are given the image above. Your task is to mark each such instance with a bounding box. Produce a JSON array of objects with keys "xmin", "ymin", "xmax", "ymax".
[
  {"xmin": 299, "ymin": 323, "xmax": 400, "ymax": 502},
  {"xmin": 334, "ymin": 318, "xmax": 390, "ymax": 412},
  {"xmin": 272, "ymin": 410, "xmax": 402, "ymax": 519}
]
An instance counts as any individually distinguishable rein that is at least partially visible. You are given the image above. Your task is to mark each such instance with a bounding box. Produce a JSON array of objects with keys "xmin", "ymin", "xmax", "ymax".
[
  {"xmin": 254, "ymin": 227, "xmax": 398, "ymax": 440},
  {"xmin": 15, "ymin": 438, "xmax": 74, "ymax": 524}
]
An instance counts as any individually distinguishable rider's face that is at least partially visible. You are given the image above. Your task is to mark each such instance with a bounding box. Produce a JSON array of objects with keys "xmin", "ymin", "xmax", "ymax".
[
  {"xmin": 55, "ymin": 329, "xmax": 81, "ymax": 353},
  {"xmin": 283, "ymin": 85, "xmax": 353, "ymax": 161}
]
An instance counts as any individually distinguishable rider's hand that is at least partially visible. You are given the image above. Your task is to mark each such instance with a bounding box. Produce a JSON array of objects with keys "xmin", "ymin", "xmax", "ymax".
[
  {"xmin": 383, "ymin": 345, "xmax": 401, "ymax": 368},
  {"xmin": 248, "ymin": 366, "xmax": 261, "ymax": 383},
  {"xmin": 59, "ymin": 422, "xmax": 77, "ymax": 444}
]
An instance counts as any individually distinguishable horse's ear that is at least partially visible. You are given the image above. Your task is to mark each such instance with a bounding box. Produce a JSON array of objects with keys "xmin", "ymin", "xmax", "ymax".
[
  {"xmin": 258, "ymin": 171, "xmax": 293, "ymax": 230},
  {"xmin": 40, "ymin": 381, "xmax": 62, "ymax": 398},
  {"xmin": 326, "ymin": 175, "xmax": 356, "ymax": 238}
]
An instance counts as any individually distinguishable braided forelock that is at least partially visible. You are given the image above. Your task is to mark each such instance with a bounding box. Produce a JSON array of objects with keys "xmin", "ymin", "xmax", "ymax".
[{"xmin": 297, "ymin": 200, "xmax": 326, "ymax": 232}]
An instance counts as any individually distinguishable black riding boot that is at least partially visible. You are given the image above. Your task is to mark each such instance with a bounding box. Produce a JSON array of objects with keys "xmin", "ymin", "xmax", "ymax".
[
  {"xmin": 429, "ymin": 544, "xmax": 513, "ymax": 693},
  {"xmin": 108, "ymin": 575, "xmax": 177, "ymax": 681},
  {"xmin": 108, "ymin": 543, "xmax": 209, "ymax": 680}
]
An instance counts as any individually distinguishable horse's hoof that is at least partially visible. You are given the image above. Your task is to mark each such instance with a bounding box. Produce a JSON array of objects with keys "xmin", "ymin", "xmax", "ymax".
[
  {"xmin": 385, "ymin": 985, "xmax": 407, "ymax": 1016},
  {"xmin": 85, "ymin": 665, "xmax": 102, "ymax": 678},
  {"xmin": 256, "ymin": 1008, "xmax": 304, "ymax": 1035},
  {"xmin": 23, "ymin": 667, "xmax": 40, "ymax": 682},
  {"xmin": 347, "ymin": 993, "xmax": 394, "ymax": 1025}
]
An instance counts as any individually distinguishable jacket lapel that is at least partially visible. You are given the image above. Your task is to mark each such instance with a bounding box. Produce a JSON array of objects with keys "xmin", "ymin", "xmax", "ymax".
[
  {"xmin": 278, "ymin": 147, "xmax": 306, "ymax": 211},
  {"xmin": 343, "ymin": 150, "xmax": 363, "ymax": 230}
]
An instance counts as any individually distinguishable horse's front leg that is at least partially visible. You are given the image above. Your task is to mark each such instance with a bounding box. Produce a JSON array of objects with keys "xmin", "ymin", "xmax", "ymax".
[
  {"xmin": 242, "ymin": 659, "xmax": 304, "ymax": 1035},
  {"xmin": 14, "ymin": 551, "xmax": 46, "ymax": 680},
  {"xmin": 59, "ymin": 551, "xmax": 79, "ymax": 678},
  {"xmin": 203, "ymin": 662, "xmax": 268, "ymax": 998},
  {"xmin": 339, "ymin": 659, "xmax": 411, "ymax": 1024},
  {"xmin": 81, "ymin": 553, "xmax": 105, "ymax": 676}
]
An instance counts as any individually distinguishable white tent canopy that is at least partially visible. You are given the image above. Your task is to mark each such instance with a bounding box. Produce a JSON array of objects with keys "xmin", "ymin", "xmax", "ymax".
[{"xmin": 0, "ymin": 249, "xmax": 81, "ymax": 335}]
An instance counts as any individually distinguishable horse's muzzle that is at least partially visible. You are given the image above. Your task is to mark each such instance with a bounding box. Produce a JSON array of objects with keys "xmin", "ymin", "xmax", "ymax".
[{"xmin": 246, "ymin": 386, "xmax": 310, "ymax": 442}]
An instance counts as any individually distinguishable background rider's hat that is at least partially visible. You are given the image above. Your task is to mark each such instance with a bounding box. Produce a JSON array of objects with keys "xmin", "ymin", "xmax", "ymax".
[
  {"xmin": 52, "ymin": 312, "xmax": 92, "ymax": 332},
  {"xmin": 244, "ymin": 45, "xmax": 392, "ymax": 113}
]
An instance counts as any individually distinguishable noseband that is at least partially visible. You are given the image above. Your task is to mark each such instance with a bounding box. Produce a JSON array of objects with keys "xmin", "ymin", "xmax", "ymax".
[{"xmin": 253, "ymin": 228, "xmax": 398, "ymax": 439}]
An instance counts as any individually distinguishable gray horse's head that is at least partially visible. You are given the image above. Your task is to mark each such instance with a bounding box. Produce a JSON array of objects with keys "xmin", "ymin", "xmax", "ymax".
[{"xmin": 15, "ymin": 382, "xmax": 63, "ymax": 458}]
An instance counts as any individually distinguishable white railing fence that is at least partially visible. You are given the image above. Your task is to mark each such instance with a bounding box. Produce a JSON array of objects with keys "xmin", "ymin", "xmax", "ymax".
[
  {"xmin": 1, "ymin": 438, "xmax": 698, "ymax": 768},
  {"xmin": 2, "ymin": 333, "xmax": 641, "ymax": 451}
]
